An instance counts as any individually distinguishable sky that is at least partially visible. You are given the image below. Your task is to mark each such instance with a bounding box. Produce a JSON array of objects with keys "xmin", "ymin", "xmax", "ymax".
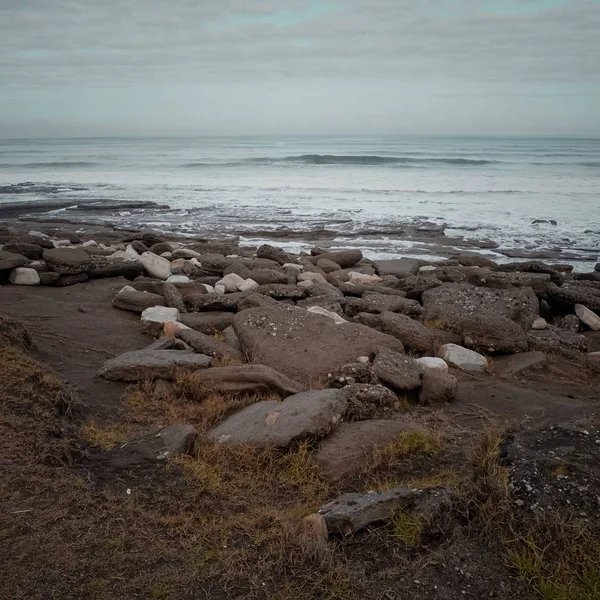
[{"xmin": 0, "ymin": 0, "xmax": 599, "ymax": 138}]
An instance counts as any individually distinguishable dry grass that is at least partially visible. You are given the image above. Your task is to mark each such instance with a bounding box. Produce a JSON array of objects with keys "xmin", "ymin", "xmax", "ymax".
[{"xmin": 81, "ymin": 419, "xmax": 127, "ymax": 451}]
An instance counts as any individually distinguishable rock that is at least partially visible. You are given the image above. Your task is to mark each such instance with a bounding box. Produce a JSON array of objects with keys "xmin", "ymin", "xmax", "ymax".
[
  {"xmin": 557, "ymin": 314, "xmax": 580, "ymax": 333},
  {"xmin": 380, "ymin": 312, "xmax": 435, "ymax": 354},
  {"xmin": 345, "ymin": 294, "xmax": 422, "ymax": 318},
  {"xmin": 140, "ymin": 251, "xmax": 172, "ymax": 280},
  {"xmin": 256, "ymin": 283, "xmax": 307, "ymax": 300},
  {"xmin": 317, "ymin": 258, "xmax": 342, "ymax": 273},
  {"xmin": 175, "ymin": 329, "xmax": 245, "ymax": 361},
  {"xmin": 163, "ymin": 321, "xmax": 191, "ymax": 338},
  {"xmin": 216, "ymin": 272, "xmax": 247, "ymax": 293},
  {"xmin": 596, "ymin": 263, "xmax": 600, "ymax": 272},
  {"xmin": 314, "ymin": 250, "xmax": 362, "ymax": 269},
  {"xmin": 314, "ymin": 420, "xmax": 422, "ymax": 481},
  {"xmin": 103, "ymin": 425, "xmax": 197, "ymax": 467},
  {"xmin": 243, "ymin": 268, "xmax": 288, "ymax": 286},
  {"xmin": 154, "ymin": 379, "xmax": 176, "ymax": 399},
  {"xmin": 141, "ymin": 306, "xmax": 180, "ymax": 336},
  {"xmin": 148, "ymin": 241, "xmax": 177, "ymax": 255},
  {"xmin": 39, "ymin": 272, "xmax": 60, "ymax": 286},
  {"xmin": 528, "ymin": 329, "xmax": 588, "ymax": 356},
  {"xmin": 0, "ymin": 249, "xmax": 28, "ymax": 271},
  {"xmin": 373, "ymin": 258, "xmax": 423, "ymax": 278},
  {"xmin": 307, "ymin": 306, "xmax": 347, "ymax": 324},
  {"xmin": 166, "ymin": 275, "xmax": 190, "ymax": 283},
  {"xmin": 484, "ymin": 272, "xmax": 552, "ymax": 294},
  {"xmin": 171, "ymin": 248, "xmax": 203, "ymax": 260},
  {"xmin": 233, "ymin": 305, "xmax": 405, "ymax": 385},
  {"xmin": 437, "ymin": 344, "xmax": 488, "ymax": 372},
  {"xmin": 415, "ymin": 357, "xmax": 449, "ymax": 373},
  {"xmin": 454, "ymin": 254, "xmax": 497, "ymax": 268},
  {"xmin": 392, "ymin": 275, "xmax": 443, "ymax": 300},
  {"xmin": 112, "ymin": 286, "xmax": 166, "ymax": 313},
  {"xmin": 327, "ymin": 363, "xmax": 377, "ymax": 387},
  {"xmin": 344, "ymin": 384, "xmax": 400, "ymax": 420},
  {"xmin": 575, "ymin": 304, "xmax": 600, "ymax": 331},
  {"xmin": 493, "ymin": 351, "xmax": 547, "ymax": 376},
  {"xmin": 130, "ymin": 240, "xmax": 149, "ymax": 254},
  {"xmin": 185, "ymin": 292, "xmax": 249, "ymax": 312},
  {"xmin": 57, "ymin": 273, "xmax": 89, "ymax": 287},
  {"xmin": 586, "ymin": 352, "xmax": 600, "ymax": 374},
  {"xmin": 87, "ymin": 257, "xmax": 144, "ymax": 279},
  {"xmin": 419, "ymin": 370, "xmax": 458, "ymax": 405},
  {"xmin": 372, "ymin": 347, "xmax": 423, "ymax": 391},
  {"xmin": 495, "ymin": 260, "xmax": 565, "ymax": 283},
  {"xmin": 208, "ymin": 389, "xmax": 348, "ymax": 446},
  {"xmin": 318, "ymin": 487, "xmax": 450, "ymax": 535},
  {"xmin": 185, "ymin": 364, "xmax": 306, "ymax": 397},
  {"xmin": 8, "ymin": 267, "xmax": 40, "ymax": 285},
  {"xmin": 256, "ymin": 244, "xmax": 291, "ymax": 266},
  {"xmin": 338, "ymin": 282, "xmax": 408, "ymax": 298},
  {"xmin": 42, "ymin": 247, "xmax": 91, "ymax": 275},
  {"xmin": 238, "ymin": 278, "xmax": 259, "ymax": 293},
  {"xmin": 547, "ymin": 283, "xmax": 600, "ymax": 312},
  {"xmin": 99, "ymin": 349, "xmax": 211, "ymax": 381},
  {"xmin": 221, "ymin": 326, "xmax": 242, "ymax": 351},
  {"xmin": 532, "ymin": 318, "xmax": 548, "ymax": 330},
  {"xmin": 422, "ymin": 283, "xmax": 539, "ymax": 330},
  {"xmin": 3, "ymin": 242, "xmax": 43, "ymax": 260},
  {"xmin": 297, "ymin": 272, "xmax": 328, "ymax": 286},
  {"xmin": 163, "ymin": 282, "xmax": 186, "ymax": 313},
  {"xmin": 347, "ymin": 272, "xmax": 383, "ymax": 285},
  {"xmin": 178, "ymin": 311, "xmax": 235, "ymax": 333}
]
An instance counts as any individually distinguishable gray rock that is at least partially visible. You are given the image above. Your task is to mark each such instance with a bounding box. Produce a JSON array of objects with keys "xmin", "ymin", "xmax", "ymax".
[
  {"xmin": 233, "ymin": 305, "xmax": 405, "ymax": 385},
  {"xmin": 178, "ymin": 311, "xmax": 235, "ymax": 333},
  {"xmin": 318, "ymin": 486, "xmax": 450, "ymax": 535},
  {"xmin": 312, "ymin": 250, "xmax": 363, "ymax": 269},
  {"xmin": 327, "ymin": 362, "xmax": 377, "ymax": 387},
  {"xmin": 493, "ymin": 351, "xmax": 547, "ymax": 376},
  {"xmin": 238, "ymin": 292, "xmax": 279, "ymax": 311},
  {"xmin": 221, "ymin": 325, "xmax": 242, "ymax": 351},
  {"xmin": 418, "ymin": 370, "xmax": 458, "ymax": 405},
  {"xmin": 484, "ymin": 271, "xmax": 552, "ymax": 294},
  {"xmin": 557, "ymin": 314, "xmax": 580, "ymax": 333},
  {"xmin": 338, "ymin": 282, "xmax": 408, "ymax": 298},
  {"xmin": 0, "ymin": 249, "xmax": 28, "ymax": 271},
  {"xmin": 140, "ymin": 251, "xmax": 172, "ymax": 280},
  {"xmin": 256, "ymin": 283, "xmax": 308, "ymax": 300},
  {"xmin": 43, "ymin": 247, "xmax": 92, "ymax": 275},
  {"xmin": 373, "ymin": 258, "xmax": 423, "ymax": 278},
  {"xmin": 547, "ymin": 283, "xmax": 600, "ymax": 312},
  {"xmin": 140, "ymin": 306, "xmax": 179, "ymax": 336},
  {"xmin": 8, "ymin": 267, "xmax": 40, "ymax": 285},
  {"xmin": 163, "ymin": 282, "xmax": 187, "ymax": 313},
  {"xmin": 112, "ymin": 286, "xmax": 166, "ymax": 313},
  {"xmin": 528, "ymin": 328, "xmax": 588, "ymax": 356},
  {"xmin": 56, "ymin": 272, "xmax": 89, "ymax": 286},
  {"xmin": 87, "ymin": 257, "xmax": 144, "ymax": 279},
  {"xmin": 575, "ymin": 304, "xmax": 600, "ymax": 331},
  {"xmin": 245, "ymin": 268, "xmax": 288, "ymax": 285},
  {"xmin": 391, "ymin": 275, "xmax": 443, "ymax": 300},
  {"xmin": 380, "ymin": 311, "xmax": 435, "ymax": 354},
  {"xmin": 317, "ymin": 258, "xmax": 343, "ymax": 273},
  {"xmin": 344, "ymin": 383, "xmax": 401, "ymax": 420},
  {"xmin": 345, "ymin": 293, "xmax": 422, "ymax": 318},
  {"xmin": 256, "ymin": 244, "xmax": 291, "ymax": 266},
  {"xmin": 99, "ymin": 349, "xmax": 211, "ymax": 381},
  {"xmin": 3, "ymin": 242, "xmax": 43, "ymax": 260},
  {"xmin": 437, "ymin": 344, "xmax": 488, "ymax": 372},
  {"xmin": 208, "ymin": 389, "xmax": 348, "ymax": 446},
  {"xmin": 39, "ymin": 271, "xmax": 60, "ymax": 286},
  {"xmin": 175, "ymin": 328, "xmax": 245, "ymax": 361},
  {"xmin": 373, "ymin": 347, "xmax": 423, "ymax": 391},
  {"xmin": 185, "ymin": 364, "xmax": 306, "ymax": 397},
  {"xmin": 185, "ymin": 292, "xmax": 250, "ymax": 312}
]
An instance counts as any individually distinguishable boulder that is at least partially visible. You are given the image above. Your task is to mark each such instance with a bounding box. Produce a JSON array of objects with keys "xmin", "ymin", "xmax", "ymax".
[
  {"xmin": 166, "ymin": 275, "xmax": 190, "ymax": 283},
  {"xmin": 313, "ymin": 250, "xmax": 362, "ymax": 269},
  {"xmin": 163, "ymin": 282, "xmax": 186, "ymax": 313},
  {"xmin": 575, "ymin": 304, "xmax": 600, "ymax": 331},
  {"xmin": 437, "ymin": 344, "xmax": 488, "ymax": 372},
  {"xmin": 380, "ymin": 312, "xmax": 435, "ymax": 354},
  {"xmin": 484, "ymin": 272, "xmax": 552, "ymax": 294},
  {"xmin": 140, "ymin": 251, "xmax": 172, "ymax": 280},
  {"xmin": 43, "ymin": 247, "xmax": 91, "ymax": 275},
  {"xmin": 373, "ymin": 258, "xmax": 423, "ymax": 278},
  {"xmin": 178, "ymin": 311, "xmax": 235, "ymax": 333},
  {"xmin": 372, "ymin": 347, "xmax": 423, "ymax": 391},
  {"xmin": 493, "ymin": 351, "xmax": 547, "ymax": 376},
  {"xmin": 174, "ymin": 329, "xmax": 245, "ymax": 362},
  {"xmin": 314, "ymin": 420, "xmax": 422, "ymax": 481},
  {"xmin": 531, "ymin": 318, "xmax": 548, "ymax": 330},
  {"xmin": 141, "ymin": 306, "xmax": 180, "ymax": 336},
  {"xmin": 184, "ymin": 364, "xmax": 306, "ymax": 397},
  {"xmin": 256, "ymin": 244, "xmax": 291, "ymax": 266},
  {"xmin": 327, "ymin": 362, "xmax": 377, "ymax": 387},
  {"xmin": 256, "ymin": 284, "xmax": 307, "ymax": 300},
  {"xmin": 306, "ymin": 306, "xmax": 347, "ymax": 324},
  {"xmin": 57, "ymin": 273, "xmax": 88, "ymax": 287},
  {"xmin": 392, "ymin": 275, "xmax": 443, "ymax": 300},
  {"xmin": 233, "ymin": 305, "xmax": 405, "ymax": 385},
  {"xmin": 558, "ymin": 314, "xmax": 580, "ymax": 333},
  {"xmin": 418, "ymin": 370, "xmax": 458, "ymax": 405},
  {"xmin": 528, "ymin": 329, "xmax": 588, "ymax": 356},
  {"xmin": 244, "ymin": 268, "xmax": 288, "ymax": 286},
  {"xmin": 208, "ymin": 389, "xmax": 348, "ymax": 446},
  {"xmin": 347, "ymin": 272, "xmax": 382, "ymax": 285},
  {"xmin": 8, "ymin": 267, "xmax": 40, "ymax": 285},
  {"xmin": 547, "ymin": 283, "xmax": 600, "ymax": 312},
  {"xmin": 99, "ymin": 349, "xmax": 211, "ymax": 381},
  {"xmin": 338, "ymin": 282, "xmax": 408, "ymax": 298},
  {"xmin": 238, "ymin": 293, "xmax": 279, "ymax": 311},
  {"xmin": 415, "ymin": 357, "xmax": 448, "ymax": 373},
  {"xmin": 39, "ymin": 272, "xmax": 60, "ymax": 286},
  {"xmin": 216, "ymin": 272, "xmax": 247, "ymax": 293},
  {"xmin": 87, "ymin": 257, "xmax": 144, "ymax": 279},
  {"xmin": 317, "ymin": 258, "xmax": 343, "ymax": 273},
  {"xmin": 221, "ymin": 326, "xmax": 241, "ymax": 351},
  {"xmin": 344, "ymin": 384, "xmax": 401, "ymax": 420},
  {"xmin": 112, "ymin": 286, "xmax": 166, "ymax": 313},
  {"xmin": 185, "ymin": 292, "xmax": 249, "ymax": 312},
  {"xmin": 2, "ymin": 242, "xmax": 43, "ymax": 260},
  {"xmin": 345, "ymin": 294, "xmax": 422, "ymax": 318},
  {"xmin": 0, "ymin": 249, "xmax": 27, "ymax": 271},
  {"xmin": 422, "ymin": 283, "xmax": 539, "ymax": 330}
]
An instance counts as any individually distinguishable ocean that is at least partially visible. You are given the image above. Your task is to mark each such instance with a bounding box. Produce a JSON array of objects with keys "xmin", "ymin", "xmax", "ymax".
[{"xmin": 1, "ymin": 135, "xmax": 599, "ymax": 267}]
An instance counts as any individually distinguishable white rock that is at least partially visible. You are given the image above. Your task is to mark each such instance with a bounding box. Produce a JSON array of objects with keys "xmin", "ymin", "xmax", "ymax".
[
  {"xmin": 531, "ymin": 317, "xmax": 548, "ymax": 330},
  {"xmin": 82, "ymin": 240, "xmax": 98, "ymax": 247},
  {"xmin": 215, "ymin": 283, "xmax": 226, "ymax": 295},
  {"xmin": 283, "ymin": 263, "xmax": 302, "ymax": 271},
  {"xmin": 203, "ymin": 284, "xmax": 216, "ymax": 294},
  {"xmin": 437, "ymin": 344, "xmax": 488, "ymax": 373},
  {"xmin": 217, "ymin": 273, "xmax": 247, "ymax": 293},
  {"xmin": 175, "ymin": 248, "xmax": 202, "ymax": 260},
  {"xmin": 356, "ymin": 356, "xmax": 370, "ymax": 364},
  {"xmin": 226, "ymin": 254, "xmax": 240, "ymax": 259},
  {"xmin": 238, "ymin": 278, "xmax": 259, "ymax": 292},
  {"xmin": 419, "ymin": 265, "xmax": 437, "ymax": 274},
  {"xmin": 125, "ymin": 244, "xmax": 140, "ymax": 259},
  {"xmin": 190, "ymin": 257, "xmax": 202, "ymax": 267},
  {"xmin": 161, "ymin": 252, "xmax": 173, "ymax": 259},
  {"xmin": 9, "ymin": 267, "xmax": 40, "ymax": 285},
  {"xmin": 348, "ymin": 272, "xmax": 383, "ymax": 285},
  {"xmin": 110, "ymin": 250, "xmax": 130, "ymax": 259},
  {"xmin": 28, "ymin": 230, "xmax": 50, "ymax": 238},
  {"xmin": 141, "ymin": 306, "xmax": 179, "ymax": 335},
  {"xmin": 307, "ymin": 306, "xmax": 347, "ymax": 325},
  {"xmin": 53, "ymin": 239, "xmax": 72, "ymax": 247},
  {"xmin": 298, "ymin": 272, "xmax": 328, "ymax": 285},
  {"xmin": 140, "ymin": 252, "xmax": 172, "ymax": 280},
  {"xmin": 575, "ymin": 304, "xmax": 600, "ymax": 331},
  {"xmin": 166, "ymin": 275, "xmax": 190, "ymax": 283},
  {"xmin": 415, "ymin": 357, "xmax": 449, "ymax": 373}
]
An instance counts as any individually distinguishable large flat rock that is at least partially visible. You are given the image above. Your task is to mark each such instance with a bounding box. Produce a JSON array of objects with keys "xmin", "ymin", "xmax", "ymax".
[
  {"xmin": 208, "ymin": 389, "xmax": 348, "ymax": 446},
  {"xmin": 233, "ymin": 305, "xmax": 405, "ymax": 385}
]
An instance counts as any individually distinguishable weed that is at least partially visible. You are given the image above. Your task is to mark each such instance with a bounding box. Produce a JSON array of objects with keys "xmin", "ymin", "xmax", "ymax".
[
  {"xmin": 81, "ymin": 419, "xmax": 126, "ymax": 450},
  {"xmin": 390, "ymin": 509, "xmax": 424, "ymax": 547}
]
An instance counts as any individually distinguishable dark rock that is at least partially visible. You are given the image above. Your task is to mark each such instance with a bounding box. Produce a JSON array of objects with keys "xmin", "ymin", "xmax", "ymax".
[
  {"xmin": 312, "ymin": 250, "xmax": 362, "ymax": 269},
  {"xmin": 547, "ymin": 283, "xmax": 600, "ymax": 312},
  {"xmin": 373, "ymin": 347, "xmax": 423, "ymax": 391},
  {"xmin": 390, "ymin": 275, "xmax": 442, "ymax": 300},
  {"xmin": 557, "ymin": 314, "xmax": 581, "ymax": 333},
  {"xmin": 495, "ymin": 260, "xmax": 564, "ymax": 283},
  {"xmin": 130, "ymin": 240, "xmax": 149, "ymax": 254},
  {"xmin": 373, "ymin": 258, "xmax": 423, "ymax": 278},
  {"xmin": 87, "ymin": 257, "xmax": 143, "ymax": 280},
  {"xmin": 353, "ymin": 312, "xmax": 383, "ymax": 330},
  {"xmin": 185, "ymin": 292, "xmax": 250, "ymax": 312},
  {"xmin": 0, "ymin": 249, "xmax": 27, "ymax": 271},
  {"xmin": 345, "ymin": 294, "xmax": 422, "ymax": 318},
  {"xmin": 57, "ymin": 273, "xmax": 89, "ymax": 287},
  {"xmin": 327, "ymin": 363, "xmax": 377, "ymax": 387},
  {"xmin": 483, "ymin": 272, "xmax": 552, "ymax": 294},
  {"xmin": 528, "ymin": 328, "xmax": 588, "ymax": 356},
  {"xmin": 338, "ymin": 282, "xmax": 407, "ymax": 298},
  {"xmin": 11, "ymin": 234, "xmax": 55, "ymax": 249},
  {"xmin": 38, "ymin": 272, "xmax": 60, "ymax": 286},
  {"xmin": 221, "ymin": 326, "xmax": 241, "ymax": 351},
  {"xmin": 175, "ymin": 329, "xmax": 245, "ymax": 361},
  {"xmin": 178, "ymin": 311, "xmax": 235, "ymax": 333},
  {"xmin": 418, "ymin": 370, "xmax": 458, "ymax": 405},
  {"xmin": 148, "ymin": 241, "xmax": 177, "ymax": 255},
  {"xmin": 208, "ymin": 389, "xmax": 348, "ymax": 446},
  {"xmin": 344, "ymin": 383, "xmax": 401, "ymax": 420},
  {"xmin": 493, "ymin": 351, "xmax": 547, "ymax": 376},
  {"xmin": 99, "ymin": 349, "xmax": 211, "ymax": 381},
  {"xmin": 233, "ymin": 305, "xmax": 405, "ymax": 386},
  {"xmin": 317, "ymin": 258, "xmax": 342, "ymax": 273},
  {"xmin": 256, "ymin": 244, "xmax": 291, "ymax": 266},
  {"xmin": 43, "ymin": 247, "xmax": 92, "ymax": 275},
  {"xmin": 141, "ymin": 230, "xmax": 167, "ymax": 246},
  {"xmin": 163, "ymin": 282, "xmax": 186, "ymax": 313},
  {"xmin": 532, "ymin": 219, "xmax": 557, "ymax": 225},
  {"xmin": 112, "ymin": 287, "xmax": 166, "ymax": 313},
  {"xmin": 380, "ymin": 312, "xmax": 435, "ymax": 354},
  {"xmin": 454, "ymin": 254, "xmax": 497, "ymax": 268},
  {"xmin": 256, "ymin": 284, "xmax": 307, "ymax": 300},
  {"xmin": 243, "ymin": 268, "xmax": 288, "ymax": 285},
  {"xmin": 2, "ymin": 242, "xmax": 43, "ymax": 260},
  {"xmin": 238, "ymin": 293, "xmax": 279, "ymax": 311},
  {"xmin": 185, "ymin": 364, "xmax": 306, "ymax": 397}
]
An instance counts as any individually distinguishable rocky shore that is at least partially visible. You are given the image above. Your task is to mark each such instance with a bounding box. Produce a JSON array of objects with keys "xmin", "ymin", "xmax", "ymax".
[{"xmin": 2, "ymin": 220, "xmax": 600, "ymax": 599}]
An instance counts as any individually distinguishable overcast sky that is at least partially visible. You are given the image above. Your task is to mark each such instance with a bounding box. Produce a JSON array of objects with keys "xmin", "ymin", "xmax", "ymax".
[{"xmin": 0, "ymin": 0, "xmax": 599, "ymax": 137}]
